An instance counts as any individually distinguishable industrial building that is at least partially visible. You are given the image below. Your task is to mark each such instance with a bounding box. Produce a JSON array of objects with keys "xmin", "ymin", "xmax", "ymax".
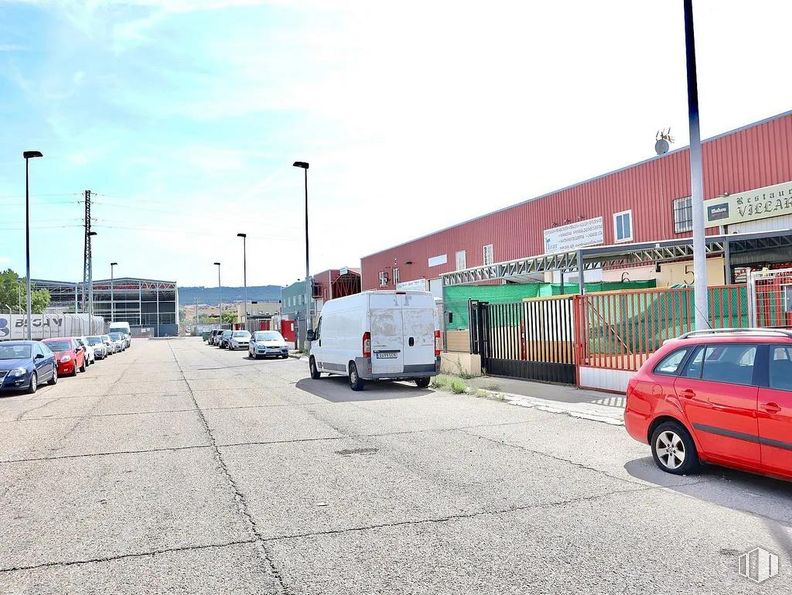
[
  {"xmin": 361, "ymin": 110, "xmax": 792, "ymax": 293},
  {"xmin": 32, "ymin": 277, "xmax": 179, "ymax": 337}
]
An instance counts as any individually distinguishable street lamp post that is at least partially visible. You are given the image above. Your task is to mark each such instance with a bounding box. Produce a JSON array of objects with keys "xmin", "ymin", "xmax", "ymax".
[
  {"xmin": 237, "ymin": 233, "xmax": 247, "ymax": 329},
  {"xmin": 293, "ymin": 161, "xmax": 310, "ymax": 347},
  {"xmin": 683, "ymin": 0, "xmax": 709, "ymax": 329},
  {"xmin": 213, "ymin": 262, "xmax": 222, "ymax": 327},
  {"xmin": 22, "ymin": 150, "xmax": 43, "ymax": 341},
  {"xmin": 110, "ymin": 262, "xmax": 118, "ymax": 323}
]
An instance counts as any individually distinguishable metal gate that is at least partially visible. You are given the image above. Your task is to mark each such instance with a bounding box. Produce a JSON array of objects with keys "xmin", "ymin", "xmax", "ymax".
[
  {"xmin": 470, "ymin": 297, "xmax": 576, "ymax": 384},
  {"xmin": 748, "ymin": 268, "xmax": 792, "ymax": 328}
]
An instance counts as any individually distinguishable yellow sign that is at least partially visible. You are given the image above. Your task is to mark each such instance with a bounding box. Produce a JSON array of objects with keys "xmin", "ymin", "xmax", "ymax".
[{"xmin": 705, "ymin": 180, "xmax": 792, "ymax": 227}]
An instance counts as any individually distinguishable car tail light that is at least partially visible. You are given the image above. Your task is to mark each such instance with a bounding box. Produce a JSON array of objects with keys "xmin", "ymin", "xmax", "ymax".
[
  {"xmin": 434, "ymin": 330, "xmax": 441, "ymax": 357},
  {"xmin": 362, "ymin": 332, "xmax": 371, "ymax": 358}
]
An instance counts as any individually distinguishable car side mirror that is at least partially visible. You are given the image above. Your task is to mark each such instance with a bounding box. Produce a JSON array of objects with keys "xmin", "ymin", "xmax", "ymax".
[
  {"xmin": 306, "ymin": 330, "xmax": 316, "ymax": 342},
  {"xmin": 34, "ymin": 353, "xmax": 44, "ymax": 359}
]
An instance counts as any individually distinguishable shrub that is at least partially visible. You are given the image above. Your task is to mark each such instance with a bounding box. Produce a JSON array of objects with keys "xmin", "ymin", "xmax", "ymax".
[{"xmin": 450, "ymin": 379, "xmax": 467, "ymax": 394}]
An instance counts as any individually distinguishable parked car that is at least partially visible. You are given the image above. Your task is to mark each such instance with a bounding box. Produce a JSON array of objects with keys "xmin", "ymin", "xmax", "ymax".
[
  {"xmin": 228, "ymin": 330, "xmax": 251, "ymax": 351},
  {"xmin": 249, "ymin": 330, "xmax": 289, "ymax": 359},
  {"xmin": 74, "ymin": 336, "xmax": 96, "ymax": 366},
  {"xmin": 102, "ymin": 334, "xmax": 116, "ymax": 354},
  {"xmin": 108, "ymin": 332, "xmax": 126, "ymax": 352},
  {"xmin": 307, "ymin": 290, "xmax": 440, "ymax": 391},
  {"xmin": 209, "ymin": 330, "xmax": 223, "ymax": 346},
  {"xmin": 624, "ymin": 328, "xmax": 792, "ymax": 481},
  {"xmin": 219, "ymin": 329, "xmax": 233, "ymax": 349},
  {"xmin": 202, "ymin": 331, "xmax": 211, "ymax": 342},
  {"xmin": 122, "ymin": 332, "xmax": 132, "ymax": 348},
  {"xmin": 86, "ymin": 335, "xmax": 108, "ymax": 360},
  {"xmin": 42, "ymin": 337, "xmax": 87, "ymax": 377},
  {"xmin": 0, "ymin": 340, "xmax": 58, "ymax": 393}
]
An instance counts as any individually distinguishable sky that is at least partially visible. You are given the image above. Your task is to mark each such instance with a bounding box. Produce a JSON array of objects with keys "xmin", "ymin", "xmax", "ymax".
[{"xmin": 0, "ymin": 0, "xmax": 791, "ymax": 288}]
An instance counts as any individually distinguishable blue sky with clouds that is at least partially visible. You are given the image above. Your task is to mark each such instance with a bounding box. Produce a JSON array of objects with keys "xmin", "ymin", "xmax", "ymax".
[{"xmin": 1, "ymin": 1, "xmax": 791, "ymax": 287}]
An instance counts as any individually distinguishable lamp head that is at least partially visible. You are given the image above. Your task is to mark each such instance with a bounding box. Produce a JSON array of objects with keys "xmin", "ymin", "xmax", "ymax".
[
  {"xmin": 292, "ymin": 161, "xmax": 309, "ymax": 169},
  {"xmin": 23, "ymin": 150, "xmax": 43, "ymax": 159},
  {"xmin": 237, "ymin": 233, "xmax": 246, "ymax": 238}
]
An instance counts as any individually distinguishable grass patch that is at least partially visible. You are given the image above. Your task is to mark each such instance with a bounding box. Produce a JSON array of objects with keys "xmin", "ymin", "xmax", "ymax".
[{"xmin": 450, "ymin": 379, "xmax": 467, "ymax": 394}]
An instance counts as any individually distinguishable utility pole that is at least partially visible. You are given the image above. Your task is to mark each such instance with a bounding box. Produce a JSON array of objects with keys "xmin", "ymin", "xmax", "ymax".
[
  {"xmin": 82, "ymin": 190, "xmax": 95, "ymax": 334},
  {"xmin": 684, "ymin": 0, "xmax": 709, "ymax": 329}
]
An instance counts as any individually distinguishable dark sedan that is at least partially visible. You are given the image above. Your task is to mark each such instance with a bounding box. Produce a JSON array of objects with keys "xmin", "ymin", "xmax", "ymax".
[{"xmin": 0, "ymin": 341, "xmax": 58, "ymax": 394}]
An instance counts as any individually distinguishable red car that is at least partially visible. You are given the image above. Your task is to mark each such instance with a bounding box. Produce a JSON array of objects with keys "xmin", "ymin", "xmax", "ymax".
[
  {"xmin": 42, "ymin": 337, "xmax": 87, "ymax": 377},
  {"xmin": 625, "ymin": 328, "xmax": 792, "ymax": 481}
]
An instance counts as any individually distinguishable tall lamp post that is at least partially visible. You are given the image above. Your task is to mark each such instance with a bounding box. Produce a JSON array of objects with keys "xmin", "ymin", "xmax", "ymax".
[
  {"xmin": 213, "ymin": 262, "xmax": 222, "ymax": 327},
  {"xmin": 110, "ymin": 262, "xmax": 118, "ymax": 322},
  {"xmin": 23, "ymin": 150, "xmax": 43, "ymax": 340},
  {"xmin": 237, "ymin": 233, "xmax": 247, "ymax": 329},
  {"xmin": 683, "ymin": 0, "xmax": 709, "ymax": 329},
  {"xmin": 293, "ymin": 161, "xmax": 311, "ymax": 346}
]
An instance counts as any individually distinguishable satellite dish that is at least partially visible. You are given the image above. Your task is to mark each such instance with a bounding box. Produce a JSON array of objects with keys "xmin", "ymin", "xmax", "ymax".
[{"xmin": 655, "ymin": 138, "xmax": 669, "ymax": 155}]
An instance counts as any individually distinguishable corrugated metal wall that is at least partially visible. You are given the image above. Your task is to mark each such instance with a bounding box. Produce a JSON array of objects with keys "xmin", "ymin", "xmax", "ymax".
[{"xmin": 361, "ymin": 111, "xmax": 792, "ymax": 290}]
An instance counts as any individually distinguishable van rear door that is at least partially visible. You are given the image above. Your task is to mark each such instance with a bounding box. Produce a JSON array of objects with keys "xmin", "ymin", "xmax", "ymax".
[
  {"xmin": 401, "ymin": 293, "xmax": 436, "ymax": 372},
  {"xmin": 369, "ymin": 293, "xmax": 405, "ymax": 375}
]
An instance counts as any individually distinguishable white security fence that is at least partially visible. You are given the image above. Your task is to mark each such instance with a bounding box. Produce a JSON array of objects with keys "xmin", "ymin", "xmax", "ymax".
[{"xmin": 0, "ymin": 313, "xmax": 106, "ymax": 341}]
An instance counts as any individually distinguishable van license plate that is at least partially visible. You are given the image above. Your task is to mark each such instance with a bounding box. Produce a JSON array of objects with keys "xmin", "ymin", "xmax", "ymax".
[{"xmin": 376, "ymin": 352, "xmax": 398, "ymax": 359}]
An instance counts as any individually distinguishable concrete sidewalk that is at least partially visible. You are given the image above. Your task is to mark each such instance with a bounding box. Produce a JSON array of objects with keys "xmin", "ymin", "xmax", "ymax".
[{"xmin": 467, "ymin": 375, "xmax": 626, "ymax": 425}]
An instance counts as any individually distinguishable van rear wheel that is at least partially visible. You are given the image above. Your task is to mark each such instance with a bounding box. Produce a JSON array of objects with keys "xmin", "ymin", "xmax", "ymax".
[
  {"xmin": 415, "ymin": 377, "xmax": 431, "ymax": 388},
  {"xmin": 348, "ymin": 362, "xmax": 364, "ymax": 391}
]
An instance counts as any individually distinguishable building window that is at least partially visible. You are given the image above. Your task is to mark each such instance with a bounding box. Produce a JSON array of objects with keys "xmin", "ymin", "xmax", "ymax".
[
  {"xmin": 613, "ymin": 210, "xmax": 633, "ymax": 243},
  {"xmin": 378, "ymin": 271, "xmax": 389, "ymax": 287},
  {"xmin": 673, "ymin": 196, "xmax": 693, "ymax": 233},
  {"xmin": 483, "ymin": 244, "xmax": 494, "ymax": 265},
  {"xmin": 456, "ymin": 250, "xmax": 467, "ymax": 270},
  {"xmin": 393, "ymin": 268, "xmax": 400, "ymax": 286}
]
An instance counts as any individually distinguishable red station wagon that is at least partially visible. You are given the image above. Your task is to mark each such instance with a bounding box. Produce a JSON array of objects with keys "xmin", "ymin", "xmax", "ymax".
[{"xmin": 625, "ymin": 329, "xmax": 792, "ymax": 481}]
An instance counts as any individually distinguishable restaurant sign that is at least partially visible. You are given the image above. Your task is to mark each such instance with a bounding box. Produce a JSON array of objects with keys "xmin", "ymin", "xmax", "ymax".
[{"xmin": 705, "ymin": 181, "xmax": 792, "ymax": 227}]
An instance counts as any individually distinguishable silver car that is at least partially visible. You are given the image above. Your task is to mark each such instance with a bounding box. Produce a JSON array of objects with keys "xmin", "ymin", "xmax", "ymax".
[
  {"xmin": 74, "ymin": 336, "xmax": 96, "ymax": 365},
  {"xmin": 228, "ymin": 330, "xmax": 251, "ymax": 351},
  {"xmin": 249, "ymin": 330, "xmax": 289, "ymax": 359},
  {"xmin": 86, "ymin": 336, "xmax": 108, "ymax": 359}
]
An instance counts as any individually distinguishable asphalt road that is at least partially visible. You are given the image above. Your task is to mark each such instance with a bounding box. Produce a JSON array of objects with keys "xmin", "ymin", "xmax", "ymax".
[{"xmin": 1, "ymin": 338, "xmax": 791, "ymax": 594}]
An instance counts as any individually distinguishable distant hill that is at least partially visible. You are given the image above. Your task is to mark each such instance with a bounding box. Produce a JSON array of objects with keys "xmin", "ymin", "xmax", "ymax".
[{"xmin": 179, "ymin": 285, "xmax": 282, "ymax": 305}]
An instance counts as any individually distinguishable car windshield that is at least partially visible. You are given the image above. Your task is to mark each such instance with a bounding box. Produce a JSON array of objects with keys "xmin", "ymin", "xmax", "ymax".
[
  {"xmin": 233, "ymin": 331, "xmax": 250, "ymax": 337},
  {"xmin": 45, "ymin": 341, "xmax": 72, "ymax": 352},
  {"xmin": 256, "ymin": 331, "xmax": 283, "ymax": 341},
  {"xmin": 109, "ymin": 333, "xmax": 123, "ymax": 339},
  {"xmin": 87, "ymin": 336, "xmax": 103, "ymax": 345},
  {"xmin": 0, "ymin": 344, "xmax": 31, "ymax": 360},
  {"xmin": 222, "ymin": 331, "xmax": 232, "ymax": 337},
  {"xmin": 102, "ymin": 336, "xmax": 111, "ymax": 341}
]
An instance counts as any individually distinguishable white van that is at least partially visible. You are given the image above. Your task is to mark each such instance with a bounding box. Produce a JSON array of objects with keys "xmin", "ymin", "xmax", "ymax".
[
  {"xmin": 108, "ymin": 322, "xmax": 132, "ymax": 347},
  {"xmin": 307, "ymin": 290, "xmax": 440, "ymax": 391}
]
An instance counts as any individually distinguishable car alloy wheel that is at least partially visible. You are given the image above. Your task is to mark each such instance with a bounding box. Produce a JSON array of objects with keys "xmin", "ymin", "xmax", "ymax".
[
  {"xmin": 655, "ymin": 430, "xmax": 685, "ymax": 470},
  {"xmin": 49, "ymin": 366, "xmax": 58, "ymax": 385},
  {"xmin": 28, "ymin": 372, "xmax": 37, "ymax": 394},
  {"xmin": 650, "ymin": 421, "xmax": 699, "ymax": 476}
]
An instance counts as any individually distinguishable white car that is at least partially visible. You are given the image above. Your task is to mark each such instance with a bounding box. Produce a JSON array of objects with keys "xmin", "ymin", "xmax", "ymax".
[
  {"xmin": 249, "ymin": 331, "xmax": 289, "ymax": 359},
  {"xmin": 228, "ymin": 330, "xmax": 251, "ymax": 351},
  {"xmin": 307, "ymin": 290, "xmax": 440, "ymax": 391},
  {"xmin": 86, "ymin": 336, "xmax": 108, "ymax": 359},
  {"xmin": 74, "ymin": 336, "xmax": 96, "ymax": 366}
]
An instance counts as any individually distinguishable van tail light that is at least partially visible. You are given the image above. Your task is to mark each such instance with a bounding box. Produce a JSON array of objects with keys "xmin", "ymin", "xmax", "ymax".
[
  {"xmin": 362, "ymin": 332, "xmax": 371, "ymax": 358},
  {"xmin": 434, "ymin": 330, "xmax": 441, "ymax": 358}
]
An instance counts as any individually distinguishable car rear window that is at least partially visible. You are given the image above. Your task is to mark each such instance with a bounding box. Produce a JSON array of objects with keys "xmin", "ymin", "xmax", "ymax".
[
  {"xmin": 653, "ymin": 348, "xmax": 690, "ymax": 375},
  {"xmin": 681, "ymin": 344, "xmax": 757, "ymax": 386},
  {"xmin": 769, "ymin": 346, "xmax": 792, "ymax": 391}
]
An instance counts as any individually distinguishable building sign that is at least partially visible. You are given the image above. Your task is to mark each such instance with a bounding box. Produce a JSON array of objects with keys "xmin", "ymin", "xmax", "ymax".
[
  {"xmin": 396, "ymin": 278, "xmax": 428, "ymax": 291},
  {"xmin": 427, "ymin": 254, "xmax": 447, "ymax": 267},
  {"xmin": 705, "ymin": 181, "xmax": 792, "ymax": 227},
  {"xmin": 543, "ymin": 216, "xmax": 604, "ymax": 253}
]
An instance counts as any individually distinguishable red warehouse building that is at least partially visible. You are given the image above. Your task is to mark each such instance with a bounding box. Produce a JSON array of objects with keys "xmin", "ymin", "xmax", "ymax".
[{"xmin": 361, "ymin": 110, "xmax": 792, "ymax": 294}]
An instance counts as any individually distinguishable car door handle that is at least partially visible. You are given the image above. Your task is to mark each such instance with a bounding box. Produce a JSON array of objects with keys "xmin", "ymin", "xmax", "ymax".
[
  {"xmin": 762, "ymin": 402, "xmax": 782, "ymax": 414},
  {"xmin": 680, "ymin": 389, "xmax": 696, "ymax": 399}
]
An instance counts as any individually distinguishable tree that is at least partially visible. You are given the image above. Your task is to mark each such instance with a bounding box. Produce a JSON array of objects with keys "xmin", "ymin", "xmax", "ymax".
[
  {"xmin": 221, "ymin": 311, "xmax": 237, "ymax": 324},
  {"xmin": 0, "ymin": 269, "xmax": 51, "ymax": 314}
]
